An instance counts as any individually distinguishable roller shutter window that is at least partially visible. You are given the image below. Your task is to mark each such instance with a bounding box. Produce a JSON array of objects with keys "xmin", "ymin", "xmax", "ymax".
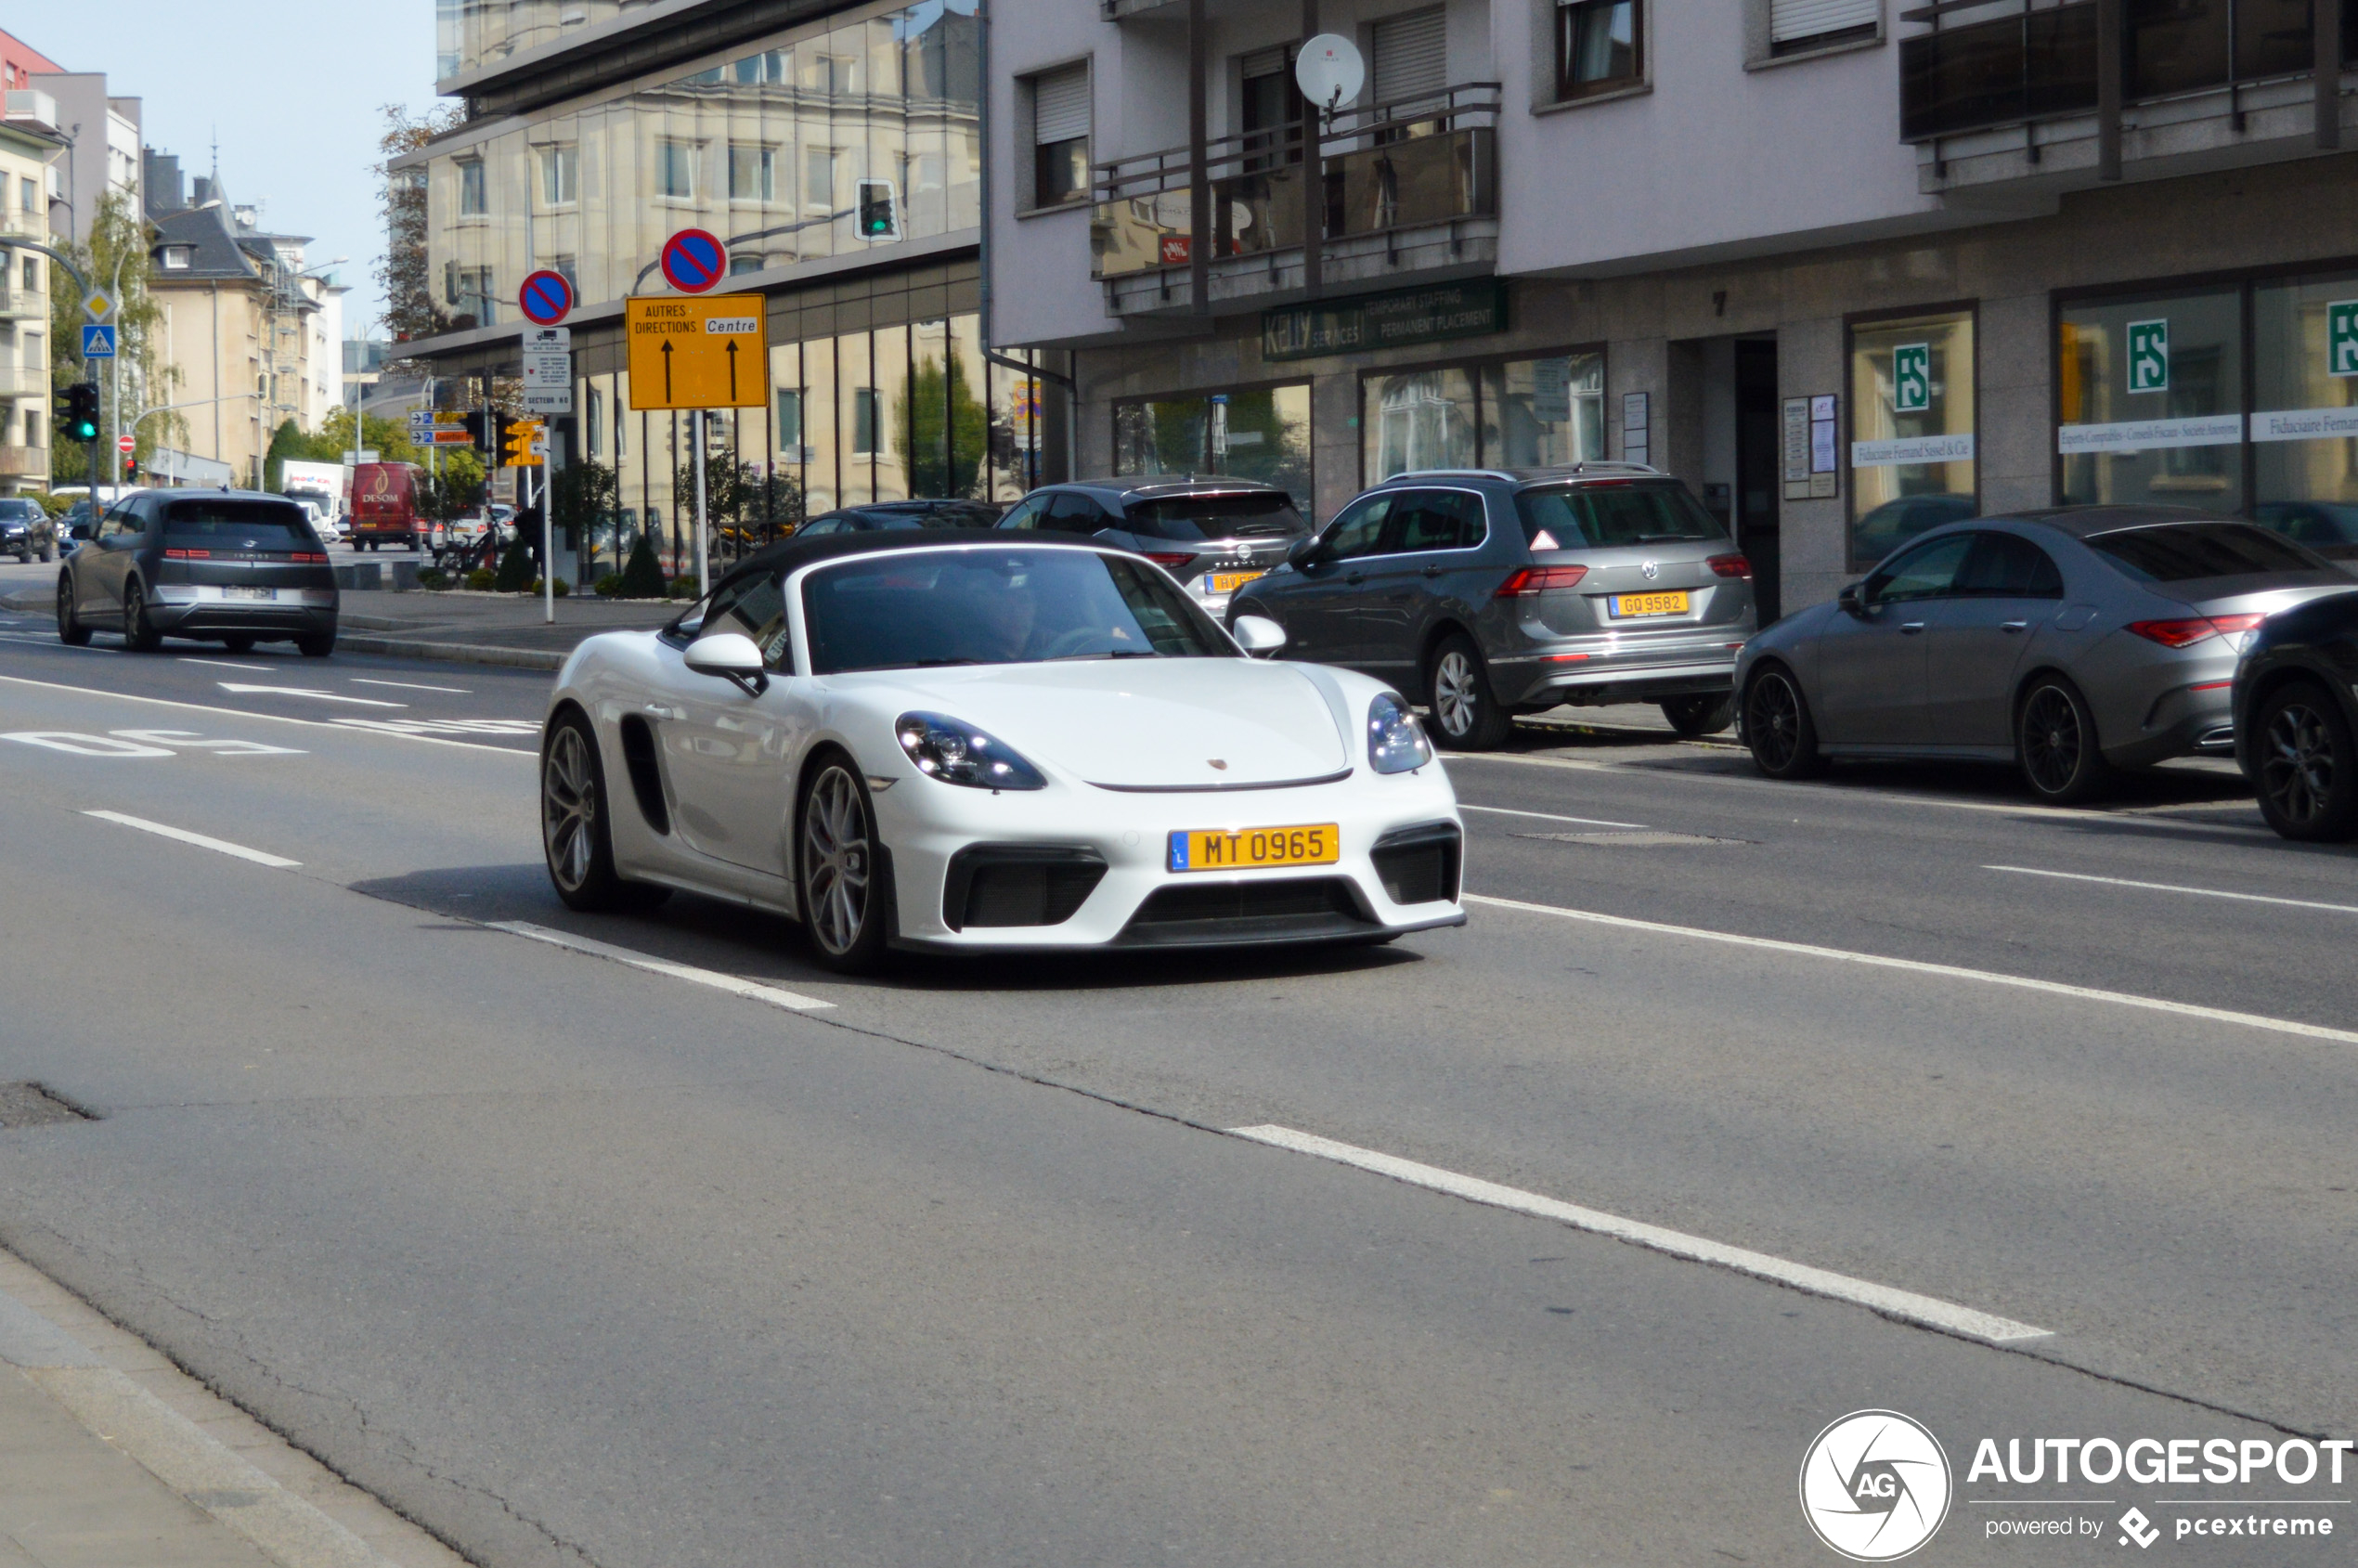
[
  {"xmin": 1029, "ymin": 63, "xmax": 1092, "ymax": 206},
  {"xmin": 1770, "ymin": 0, "xmax": 1878, "ymax": 49},
  {"xmin": 1371, "ymin": 7, "xmax": 1447, "ymax": 108}
]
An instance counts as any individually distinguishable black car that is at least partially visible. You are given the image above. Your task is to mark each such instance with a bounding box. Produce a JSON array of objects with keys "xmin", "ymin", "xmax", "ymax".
[
  {"xmin": 995, "ymin": 476, "xmax": 1311, "ymax": 617},
  {"xmin": 58, "ymin": 489, "xmax": 339, "ymax": 656},
  {"xmin": 792, "ymin": 499, "xmax": 1006, "ymax": 537},
  {"xmin": 0, "ymin": 497, "xmax": 55, "ymax": 563},
  {"xmin": 2233, "ymin": 588, "xmax": 2358, "ymax": 839}
]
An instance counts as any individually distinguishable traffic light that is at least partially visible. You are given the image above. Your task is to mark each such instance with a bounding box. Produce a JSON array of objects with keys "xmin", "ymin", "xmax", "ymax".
[
  {"xmin": 855, "ymin": 178, "xmax": 900, "ymax": 242},
  {"xmin": 504, "ymin": 419, "xmax": 541, "ymax": 468},
  {"xmin": 54, "ymin": 383, "xmax": 99, "ymax": 445},
  {"xmin": 461, "ymin": 408, "xmax": 507, "ymax": 454}
]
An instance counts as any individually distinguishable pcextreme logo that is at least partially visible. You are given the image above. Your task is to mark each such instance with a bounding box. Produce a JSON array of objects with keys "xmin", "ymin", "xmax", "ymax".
[{"xmin": 1800, "ymin": 1410, "xmax": 1955, "ymax": 1562}]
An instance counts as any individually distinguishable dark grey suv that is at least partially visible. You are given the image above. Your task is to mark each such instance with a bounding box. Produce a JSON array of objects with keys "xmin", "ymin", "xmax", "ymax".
[
  {"xmin": 58, "ymin": 489, "xmax": 338, "ymax": 655},
  {"xmin": 996, "ymin": 477, "xmax": 1310, "ymax": 617},
  {"xmin": 0, "ymin": 497, "xmax": 55, "ymax": 563},
  {"xmin": 1230, "ymin": 466, "xmax": 1756, "ymax": 748}
]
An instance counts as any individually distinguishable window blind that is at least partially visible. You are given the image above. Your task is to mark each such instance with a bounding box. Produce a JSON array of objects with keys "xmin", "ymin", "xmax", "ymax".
[
  {"xmin": 1371, "ymin": 7, "xmax": 1447, "ymax": 105},
  {"xmin": 1770, "ymin": 0, "xmax": 1878, "ymax": 45},
  {"xmin": 1031, "ymin": 64, "xmax": 1091, "ymax": 145}
]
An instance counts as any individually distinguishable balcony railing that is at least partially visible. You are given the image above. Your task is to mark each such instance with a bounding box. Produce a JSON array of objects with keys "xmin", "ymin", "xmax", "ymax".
[
  {"xmin": 1901, "ymin": 0, "xmax": 2354, "ymax": 143},
  {"xmin": 0, "ymin": 366, "xmax": 44, "ymax": 395},
  {"xmin": 1090, "ymin": 83, "xmax": 1499, "ymax": 282},
  {"xmin": 0, "ymin": 288, "xmax": 37, "ymax": 322},
  {"xmin": 0, "ymin": 445, "xmax": 46, "ymax": 478}
]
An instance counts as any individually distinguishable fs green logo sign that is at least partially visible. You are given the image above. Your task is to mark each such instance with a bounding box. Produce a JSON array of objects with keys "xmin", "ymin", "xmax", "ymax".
[
  {"xmin": 2329, "ymin": 301, "xmax": 2358, "ymax": 377},
  {"xmin": 2127, "ymin": 318, "xmax": 2170, "ymax": 395},
  {"xmin": 1892, "ymin": 343, "xmax": 1931, "ymax": 414}
]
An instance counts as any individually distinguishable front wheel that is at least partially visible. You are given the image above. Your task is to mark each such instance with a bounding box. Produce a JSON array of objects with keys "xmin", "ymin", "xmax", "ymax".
[
  {"xmin": 123, "ymin": 584, "xmax": 162, "ymax": 652},
  {"xmin": 57, "ymin": 575, "xmax": 89, "ymax": 646},
  {"xmin": 1661, "ymin": 693, "xmax": 1734, "ymax": 737},
  {"xmin": 799, "ymin": 757, "xmax": 890, "ymax": 973},
  {"xmin": 2253, "ymin": 681, "xmax": 2358, "ymax": 841},
  {"xmin": 2017, "ymin": 677, "xmax": 2113, "ymax": 804},
  {"xmin": 1743, "ymin": 666, "xmax": 1824, "ymax": 779},
  {"xmin": 541, "ymin": 712, "xmax": 670, "ymax": 913},
  {"xmin": 1427, "ymin": 634, "xmax": 1513, "ymax": 750}
]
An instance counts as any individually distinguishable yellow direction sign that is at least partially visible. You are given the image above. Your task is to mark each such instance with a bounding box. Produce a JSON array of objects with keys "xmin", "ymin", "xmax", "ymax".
[{"xmin": 626, "ymin": 293, "xmax": 767, "ymax": 409}]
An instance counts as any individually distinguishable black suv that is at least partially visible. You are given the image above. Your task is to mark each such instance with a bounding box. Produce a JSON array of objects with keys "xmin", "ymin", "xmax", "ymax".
[
  {"xmin": 1230, "ymin": 466, "xmax": 1756, "ymax": 748},
  {"xmin": 996, "ymin": 477, "xmax": 1311, "ymax": 617},
  {"xmin": 0, "ymin": 497, "xmax": 54, "ymax": 563},
  {"xmin": 58, "ymin": 489, "xmax": 339, "ymax": 655}
]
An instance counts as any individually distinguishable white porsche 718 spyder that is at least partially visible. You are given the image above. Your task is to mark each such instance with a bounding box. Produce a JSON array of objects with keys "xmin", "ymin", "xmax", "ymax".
[{"xmin": 538, "ymin": 531, "xmax": 1466, "ymax": 971}]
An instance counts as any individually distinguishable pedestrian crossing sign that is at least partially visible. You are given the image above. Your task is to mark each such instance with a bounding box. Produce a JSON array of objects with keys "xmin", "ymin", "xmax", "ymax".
[{"xmin": 80, "ymin": 323, "xmax": 117, "ymax": 359}]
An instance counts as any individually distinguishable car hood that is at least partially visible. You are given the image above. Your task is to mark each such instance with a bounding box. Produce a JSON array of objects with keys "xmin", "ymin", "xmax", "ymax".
[{"xmin": 827, "ymin": 657, "xmax": 1352, "ymax": 787}]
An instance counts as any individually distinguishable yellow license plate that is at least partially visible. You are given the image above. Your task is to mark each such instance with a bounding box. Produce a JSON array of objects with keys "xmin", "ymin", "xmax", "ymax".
[
  {"xmin": 1210, "ymin": 569, "xmax": 1266, "ymax": 594},
  {"xmin": 1611, "ymin": 590, "xmax": 1690, "ymax": 617},
  {"xmin": 1169, "ymin": 823, "xmax": 1340, "ymax": 873}
]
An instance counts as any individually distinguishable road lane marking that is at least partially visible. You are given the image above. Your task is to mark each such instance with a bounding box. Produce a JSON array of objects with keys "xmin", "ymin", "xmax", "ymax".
[
  {"xmin": 489, "ymin": 921, "xmax": 834, "ymax": 1011},
  {"xmin": 84, "ymin": 810, "xmax": 301, "ymax": 868},
  {"xmin": 7, "ymin": 731, "xmax": 172, "ymax": 757},
  {"xmin": 0, "ymin": 673, "xmax": 534, "ymax": 756},
  {"xmin": 1987, "ymin": 864, "xmax": 2358, "ymax": 916},
  {"xmin": 1228, "ymin": 1123, "xmax": 2052, "ymax": 1344},
  {"xmin": 1463, "ymin": 891, "xmax": 2358, "ymax": 1047},
  {"xmin": 176, "ymin": 658, "xmax": 273, "ymax": 671},
  {"xmin": 216, "ymin": 682, "xmax": 406, "ymax": 708},
  {"xmin": 350, "ymin": 677, "xmax": 472, "ymax": 693},
  {"xmin": 1459, "ymin": 803, "xmax": 1648, "ymax": 829}
]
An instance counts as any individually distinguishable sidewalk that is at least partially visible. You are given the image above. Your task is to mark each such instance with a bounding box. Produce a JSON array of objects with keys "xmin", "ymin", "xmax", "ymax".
[
  {"xmin": 334, "ymin": 588, "xmax": 680, "ymax": 670},
  {"xmin": 0, "ymin": 1247, "xmax": 466, "ymax": 1568}
]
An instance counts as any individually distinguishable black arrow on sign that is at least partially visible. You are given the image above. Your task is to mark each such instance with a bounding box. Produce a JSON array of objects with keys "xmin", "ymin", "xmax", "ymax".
[
  {"xmin": 725, "ymin": 339, "xmax": 739, "ymax": 402},
  {"xmin": 660, "ymin": 338, "xmax": 674, "ymax": 402}
]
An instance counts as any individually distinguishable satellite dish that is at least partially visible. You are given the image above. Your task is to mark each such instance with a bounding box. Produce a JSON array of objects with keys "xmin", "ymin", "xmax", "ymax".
[{"xmin": 1295, "ymin": 33, "xmax": 1365, "ymax": 118}]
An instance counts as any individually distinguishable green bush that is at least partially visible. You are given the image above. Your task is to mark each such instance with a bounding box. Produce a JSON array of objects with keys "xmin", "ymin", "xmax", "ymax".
[
  {"xmin": 615, "ymin": 532, "xmax": 667, "ymax": 598},
  {"xmin": 464, "ymin": 567, "xmax": 498, "ymax": 591},
  {"xmin": 416, "ymin": 568, "xmax": 451, "ymax": 590},
  {"xmin": 527, "ymin": 578, "xmax": 572, "ymax": 598},
  {"xmin": 592, "ymin": 573, "xmax": 624, "ymax": 598},
  {"xmin": 494, "ymin": 537, "xmax": 537, "ymax": 592},
  {"xmin": 667, "ymin": 576, "xmax": 703, "ymax": 600}
]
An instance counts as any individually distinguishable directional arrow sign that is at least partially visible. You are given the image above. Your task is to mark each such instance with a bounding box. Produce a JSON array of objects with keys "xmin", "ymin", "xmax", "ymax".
[{"xmin": 625, "ymin": 293, "xmax": 767, "ymax": 410}]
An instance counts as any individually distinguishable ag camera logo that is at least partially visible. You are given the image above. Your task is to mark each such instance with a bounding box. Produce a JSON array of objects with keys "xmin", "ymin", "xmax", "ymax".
[{"xmin": 1800, "ymin": 1410, "xmax": 1953, "ymax": 1562}]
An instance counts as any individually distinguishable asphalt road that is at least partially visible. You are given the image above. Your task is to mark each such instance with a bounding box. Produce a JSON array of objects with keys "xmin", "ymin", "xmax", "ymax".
[{"xmin": 0, "ymin": 614, "xmax": 2351, "ymax": 1568}]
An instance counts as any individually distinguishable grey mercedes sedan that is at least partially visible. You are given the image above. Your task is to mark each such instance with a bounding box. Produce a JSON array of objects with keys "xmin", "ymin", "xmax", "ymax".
[{"xmin": 1735, "ymin": 506, "xmax": 2351, "ymax": 802}]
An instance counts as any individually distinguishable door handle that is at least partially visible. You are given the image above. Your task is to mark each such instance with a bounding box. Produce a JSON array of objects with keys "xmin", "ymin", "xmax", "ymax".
[
  {"xmin": 2000, "ymin": 621, "xmax": 2028, "ymax": 633},
  {"xmin": 1899, "ymin": 622, "xmax": 1925, "ymax": 635},
  {"xmin": 1421, "ymin": 564, "xmax": 1442, "ymax": 578},
  {"xmin": 1345, "ymin": 571, "xmax": 1366, "ymax": 585},
  {"xmin": 645, "ymin": 705, "xmax": 684, "ymax": 720}
]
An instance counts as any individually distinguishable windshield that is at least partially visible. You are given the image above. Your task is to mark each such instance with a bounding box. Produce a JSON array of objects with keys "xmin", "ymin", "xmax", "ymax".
[
  {"xmin": 1514, "ymin": 483, "xmax": 1725, "ymax": 550},
  {"xmin": 803, "ymin": 548, "xmax": 1233, "ymax": 674},
  {"xmin": 1124, "ymin": 493, "xmax": 1308, "ymax": 542},
  {"xmin": 2087, "ymin": 522, "xmax": 2325, "ymax": 581},
  {"xmin": 162, "ymin": 500, "xmax": 316, "ymax": 546},
  {"xmin": 0, "ymin": 499, "xmax": 39, "ymax": 520}
]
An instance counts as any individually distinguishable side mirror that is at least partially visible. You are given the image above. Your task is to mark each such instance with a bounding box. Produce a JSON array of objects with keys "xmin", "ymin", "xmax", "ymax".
[
  {"xmin": 1287, "ymin": 535, "xmax": 1325, "ymax": 567},
  {"xmin": 1232, "ymin": 614, "xmax": 1288, "ymax": 657},
  {"xmin": 685, "ymin": 630, "xmax": 769, "ymax": 695},
  {"xmin": 1837, "ymin": 582, "xmax": 1866, "ymax": 617}
]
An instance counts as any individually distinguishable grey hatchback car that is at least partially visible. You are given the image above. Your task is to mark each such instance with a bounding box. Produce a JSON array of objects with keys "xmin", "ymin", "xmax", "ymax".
[
  {"xmin": 995, "ymin": 477, "xmax": 1311, "ymax": 617},
  {"xmin": 1229, "ymin": 466, "xmax": 1757, "ymax": 748}
]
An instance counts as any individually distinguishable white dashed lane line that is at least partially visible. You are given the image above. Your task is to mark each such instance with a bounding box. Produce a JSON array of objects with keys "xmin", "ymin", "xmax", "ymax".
[
  {"xmin": 489, "ymin": 921, "xmax": 835, "ymax": 1011},
  {"xmin": 83, "ymin": 810, "xmax": 302, "ymax": 869},
  {"xmin": 1228, "ymin": 1124, "xmax": 2053, "ymax": 1344},
  {"xmin": 350, "ymin": 677, "xmax": 473, "ymax": 694},
  {"xmin": 176, "ymin": 658, "xmax": 274, "ymax": 671},
  {"xmin": 216, "ymin": 682, "xmax": 406, "ymax": 708},
  {"xmin": 1986, "ymin": 864, "xmax": 2358, "ymax": 917},
  {"xmin": 1458, "ymin": 802, "xmax": 1648, "ymax": 830}
]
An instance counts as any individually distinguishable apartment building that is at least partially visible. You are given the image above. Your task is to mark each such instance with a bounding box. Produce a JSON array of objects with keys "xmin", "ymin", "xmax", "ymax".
[
  {"xmin": 404, "ymin": 0, "xmax": 1056, "ymax": 542},
  {"xmin": 991, "ymin": 0, "xmax": 2358, "ymax": 618},
  {"xmin": 0, "ymin": 101, "xmax": 63, "ymax": 494}
]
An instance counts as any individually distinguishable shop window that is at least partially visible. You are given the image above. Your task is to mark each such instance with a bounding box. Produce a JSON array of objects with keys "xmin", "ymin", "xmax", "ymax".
[
  {"xmin": 1849, "ymin": 309, "xmax": 1977, "ymax": 568},
  {"xmin": 1362, "ymin": 351, "xmax": 1605, "ymax": 484},
  {"xmin": 1557, "ymin": 0, "xmax": 1642, "ymax": 99},
  {"xmin": 2058, "ymin": 288, "xmax": 2243, "ymax": 514},
  {"xmin": 1115, "ymin": 385, "xmax": 1312, "ymax": 500},
  {"xmin": 2251, "ymin": 272, "xmax": 2358, "ymax": 535}
]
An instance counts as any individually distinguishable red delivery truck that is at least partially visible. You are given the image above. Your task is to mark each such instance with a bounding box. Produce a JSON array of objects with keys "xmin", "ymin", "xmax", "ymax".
[{"xmin": 349, "ymin": 462, "xmax": 424, "ymax": 551}]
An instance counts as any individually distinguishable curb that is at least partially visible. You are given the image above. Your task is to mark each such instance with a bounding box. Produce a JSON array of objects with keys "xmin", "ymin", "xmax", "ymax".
[
  {"xmin": 0, "ymin": 589, "xmax": 43, "ymax": 614},
  {"xmin": 335, "ymin": 635, "xmax": 566, "ymax": 672}
]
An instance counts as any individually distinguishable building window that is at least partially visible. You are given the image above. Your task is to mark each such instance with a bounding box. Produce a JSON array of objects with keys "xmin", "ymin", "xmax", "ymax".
[
  {"xmin": 729, "ymin": 143, "xmax": 776, "ymax": 202},
  {"xmin": 587, "ymin": 387, "xmax": 604, "ymax": 458},
  {"xmin": 656, "ymin": 139, "xmax": 697, "ymax": 199},
  {"xmin": 851, "ymin": 387, "xmax": 881, "ymax": 454},
  {"xmin": 2059, "ymin": 287, "xmax": 2242, "ymax": 515},
  {"xmin": 1239, "ymin": 46, "xmax": 1304, "ymax": 171},
  {"xmin": 19, "ymin": 257, "xmax": 34, "ymax": 291},
  {"xmin": 162, "ymin": 245, "xmax": 192, "ymax": 270},
  {"xmin": 1768, "ymin": 0, "xmax": 1878, "ymax": 57},
  {"xmin": 776, "ymin": 388, "xmax": 803, "ymax": 453},
  {"xmin": 1361, "ymin": 351, "xmax": 1606, "ymax": 484},
  {"xmin": 458, "ymin": 159, "xmax": 487, "ymax": 215},
  {"xmin": 1115, "ymin": 383, "xmax": 1314, "ymax": 500},
  {"xmin": 1557, "ymin": 0, "xmax": 1641, "ymax": 98},
  {"xmin": 731, "ymin": 253, "xmax": 766, "ymax": 276},
  {"xmin": 1849, "ymin": 309, "xmax": 1977, "ymax": 569},
  {"xmin": 2250, "ymin": 272, "xmax": 2358, "ymax": 541},
  {"xmin": 1026, "ymin": 63, "xmax": 1091, "ymax": 208},
  {"xmin": 540, "ymin": 145, "xmax": 577, "ymax": 205},
  {"xmin": 805, "ymin": 146, "xmax": 836, "ymax": 211}
]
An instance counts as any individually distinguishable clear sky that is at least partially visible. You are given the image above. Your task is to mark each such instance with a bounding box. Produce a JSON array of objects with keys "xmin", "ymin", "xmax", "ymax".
[{"xmin": 18, "ymin": 0, "xmax": 443, "ymax": 339}]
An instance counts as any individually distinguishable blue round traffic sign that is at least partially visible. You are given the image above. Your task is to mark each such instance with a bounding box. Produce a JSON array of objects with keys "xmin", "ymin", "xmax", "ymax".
[
  {"xmin": 660, "ymin": 228, "xmax": 727, "ymax": 294},
  {"xmin": 518, "ymin": 269, "xmax": 573, "ymax": 326}
]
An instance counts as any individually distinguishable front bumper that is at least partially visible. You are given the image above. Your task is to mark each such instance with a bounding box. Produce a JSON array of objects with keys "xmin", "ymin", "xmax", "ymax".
[{"xmin": 874, "ymin": 769, "xmax": 1466, "ymax": 951}]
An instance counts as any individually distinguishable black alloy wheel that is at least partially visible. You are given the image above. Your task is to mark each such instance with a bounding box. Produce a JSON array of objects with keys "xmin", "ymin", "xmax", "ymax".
[
  {"xmin": 1661, "ymin": 693, "xmax": 1734, "ymax": 738},
  {"xmin": 122, "ymin": 583, "xmax": 162, "ymax": 652},
  {"xmin": 799, "ymin": 758, "xmax": 889, "ymax": 973},
  {"xmin": 57, "ymin": 575, "xmax": 89, "ymax": 646},
  {"xmin": 1742, "ymin": 667, "xmax": 1824, "ymax": 779},
  {"xmin": 1427, "ymin": 634, "xmax": 1514, "ymax": 750},
  {"xmin": 540, "ymin": 711, "xmax": 669, "ymax": 912},
  {"xmin": 2016, "ymin": 677, "xmax": 2112, "ymax": 804},
  {"xmin": 2253, "ymin": 681, "xmax": 2358, "ymax": 841}
]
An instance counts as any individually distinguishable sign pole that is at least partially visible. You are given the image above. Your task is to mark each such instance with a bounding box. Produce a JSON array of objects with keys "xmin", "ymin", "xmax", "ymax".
[{"xmin": 693, "ymin": 408, "xmax": 710, "ymax": 601}]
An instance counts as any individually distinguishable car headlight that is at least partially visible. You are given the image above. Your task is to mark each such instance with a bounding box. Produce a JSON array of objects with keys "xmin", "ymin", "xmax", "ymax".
[
  {"xmin": 1367, "ymin": 692, "xmax": 1432, "ymax": 774},
  {"xmin": 895, "ymin": 711, "xmax": 1048, "ymax": 790}
]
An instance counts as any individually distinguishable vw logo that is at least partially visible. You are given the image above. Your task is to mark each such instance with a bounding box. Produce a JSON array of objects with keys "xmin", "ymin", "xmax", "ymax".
[{"xmin": 1640, "ymin": 560, "xmax": 1660, "ymax": 580}]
